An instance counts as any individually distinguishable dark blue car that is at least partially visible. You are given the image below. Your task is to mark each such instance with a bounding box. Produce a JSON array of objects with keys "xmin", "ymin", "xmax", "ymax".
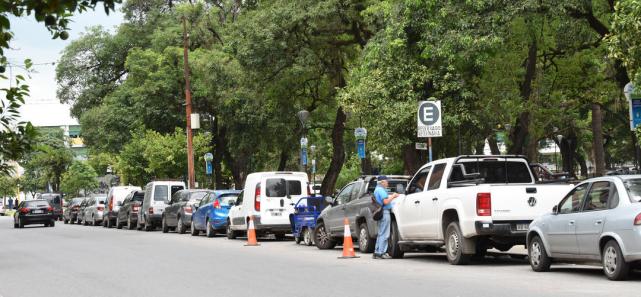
[{"xmin": 191, "ymin": 190, "xmax": 241, "ymax": 237}]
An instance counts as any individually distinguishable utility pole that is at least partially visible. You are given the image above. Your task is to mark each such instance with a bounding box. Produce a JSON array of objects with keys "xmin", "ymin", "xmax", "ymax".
[{"xmin": 182, "ymin": 17, "xmax": 195, "ymax": 189}]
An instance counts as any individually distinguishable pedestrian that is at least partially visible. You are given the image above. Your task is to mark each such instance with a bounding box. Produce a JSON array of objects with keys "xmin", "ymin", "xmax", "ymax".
[
  {"xmin": 8, "ymin": 197, "xmax": 13, "ymax": 209},
  {"xmin": 373, "ymin": 175, "xmax": 399, "ymax": 259}
]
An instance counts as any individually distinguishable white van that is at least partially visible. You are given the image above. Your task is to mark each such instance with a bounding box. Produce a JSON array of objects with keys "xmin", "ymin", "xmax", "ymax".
[
  {"xmin": 104, "ymin": 186, "xmax": 141, "ymax": 228},
  {"xmin": 227, "ymin": 172, "xmax": 309, "ymax": 239},
  {"xmin": 137, "ymin": 181, "xmax": 186, "ymax": 231}
]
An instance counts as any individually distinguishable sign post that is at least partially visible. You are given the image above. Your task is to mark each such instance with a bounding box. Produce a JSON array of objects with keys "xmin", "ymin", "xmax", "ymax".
[
  {"xmin": 300, "ymin": 137, "xmax": 308, "ymax": 174},
  {"xmin": 204, "ymin": 152, "xmax": 214, "ymax": 189},
  {"xmin": 417, "ymin": 99, "xmax": 443, "ymax": 162},
  {"xmin": 625, "ymin": 83, "xmax": 641, "ymax": 169},
  {"xmin": 354, "ymin": 128, "xmax": 367, "ymax": 173}
]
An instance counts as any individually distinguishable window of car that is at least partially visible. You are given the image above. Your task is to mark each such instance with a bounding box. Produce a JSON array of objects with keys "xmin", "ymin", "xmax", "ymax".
[
  {"xmin": 219, "ymin": 194, "xmax": 238, "ymax": 206},
  {"xmin": 428, "ymin": 164, "xmax": 446, "ymax": 191},
  {"xmin": 199, "ymin": 194, "xmax": 210, "ymax": 206},
  {"xmin": 154, "ymin": 185, "xmax": 169, "ymax": 201},
  {"xmin": 408, "ymin": 167, "xmax": 431, "ymax": 194},
  {"xmin": 624, "ymin": 179, "xmax": 641, "ymax": 203},
  {"xmin": 558, "ymin": 183, "xmax": 589, "ymax": 214},
  {"xmin": 350, "ymin": 181, "xmax": 362, "ymax": 200},
  {"xmin": 336, "ymin": 183, "xmax": 355, "ymax": 204},
  {"xmin": 132, "ymin": 192, "xmax": 144, "ymax": 202},
  {"xmin": 609, "ymin": 187, "xmax": 619, "ymax": 209},
  {"xmin": 171, "ymin": 191, "xmax": 182, "ymax": 203},
  {"xmin": 26, "ymin": 201, "xmax": 50, "ymax": 208},
  {"xmin": 171, "ymin": 185, "xmax": 184, "ymax": 196},
  {"xmin": 461, "ymin": 160, "xmax": 533, "ymax": 183},
  {"xmin": 236, "ymin": 191, "xmax": 244, "ymax": 205},
  {"xmin": 584, "ymin": 181, "xmax": 611, "ymax": 212},
  {"xmin": 189, "ymin": 191, "xmax": 209, "ymax": 202},
  {"xmin": 266, "ymin": 179, "xmax": 302, "ymax": 197}
]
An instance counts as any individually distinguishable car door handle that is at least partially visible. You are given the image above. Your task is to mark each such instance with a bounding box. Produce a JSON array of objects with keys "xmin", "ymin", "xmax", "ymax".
[
  {"xmin": 595, "ymin": 220, "xmax": 603, "ymax": 225},
  {"xmin": 414, "ymin": 200, "xmax": 420, "ymax": 204},
  {"xmin": 432, "ymin": 197, "xmax": 438, "ymax": 201},
  {"xmin": 569, "ymin": 220, "xmax": 575, "ymax": 225}
]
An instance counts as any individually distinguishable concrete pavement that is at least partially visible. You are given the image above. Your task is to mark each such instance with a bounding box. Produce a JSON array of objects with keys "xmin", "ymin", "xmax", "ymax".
[{"xmin": 0, "ymin": 216, "xmax": 639, "ymax": 297}]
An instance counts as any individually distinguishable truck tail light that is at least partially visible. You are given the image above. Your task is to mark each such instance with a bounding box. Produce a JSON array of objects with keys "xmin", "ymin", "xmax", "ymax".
[
  {"xmin": 148, "ymin": 207, "xmax": 154, "ymax": 214},
  {"xmin": 476, "ymin": 193, "xmax": 492, "ymax": 216},
  {"xmin": 255, "ymin": 184, "xmax": 261, "ymax": 211},
  {"xmin": 634, "ymin": 213, "xmax": 641, "ymax": 225},
  {"xmin": 184, "ymin": 206, "xmax": 192, "ymax": 214},
  {"xmin": 213, "ymin": 199, "xmax": 221, "ymax": 209}
]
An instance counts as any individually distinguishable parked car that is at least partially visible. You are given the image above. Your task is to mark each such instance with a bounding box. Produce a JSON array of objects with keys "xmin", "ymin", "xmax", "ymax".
[
  {"xmin": 161, "ymin": 189, "xmax": 212, "ymax": 233},
  {"xmin": 76, "ymin": 197, "xmax": 91, "ymax": 224},
  {"xmin": 103, "ymin": 186, "xmax": 141, "ymax": 228},
  {"xmin": 81, "ymin": 196, "xmax": 107, "ymax": 226},
  {"xmin": 314, "ymin": 175, "xmax": 409, "ymax": 252},
  {"xmin": 291, "ymin": 195, "xmax": 327, "ymax": 245},
  {"xmin": 527, "ymin": 175, "xmax": 641, "ymax": 280},
  {"xmin": 138, "ymin": 181, "xmax": 186, "ymax": 231},
  {"xmin": 0, "ymin": 205, "xmax": 9, "ymax": 216},
  {"xmin": 63, "ymin": 197, "xmax": 85, "ymax": 224},
  {"xmin": 13, "ymin": 199, "xmax": 56, "ymax": 228},
  {"xmin": 116, "ymin": 190, "xmax": 145, "ymax": 230},
  {"xmin": 389, "ymin": 155, "xmax": 575, "ymax": 264},
  {"xmin": 191, "ymin": 190, "xmax": 241, "ymax": 237},
  {"xmin": 227, "ymin": 172, "xmax": 309, "ymax": 239},
  {"xmin": 37, "ymin": 193, "xmax": 64, "ymax": 220}
]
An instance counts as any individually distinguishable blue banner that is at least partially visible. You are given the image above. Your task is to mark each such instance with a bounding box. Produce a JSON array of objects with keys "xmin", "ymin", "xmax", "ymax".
[
  {"xmin": 633, "ymin": 99, "xmax": 641, "ymax": 129},
  {"xmin": 205, "ymin": 161, "xmax": 213, "ymax": 175},
  {"xmin": 301, "ymin": 148, "xmax": 308, "ymax": 166},
  {"xmin": 357, "ymin": 139, "xmax": 366, "ymax": 159}
]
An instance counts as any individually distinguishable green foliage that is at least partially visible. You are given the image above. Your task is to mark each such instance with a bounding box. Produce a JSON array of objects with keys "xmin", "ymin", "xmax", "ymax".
[
  {"xmin": 60, "ymin": 161, "xmax": 99, "ymax": 196},
  {"xmin": 0, "ymin": 175, "xmax": 18, "ymax": 198},
  {"xmin": 20, "ymin": 128, "xmax": 74, "ymax": 193}
]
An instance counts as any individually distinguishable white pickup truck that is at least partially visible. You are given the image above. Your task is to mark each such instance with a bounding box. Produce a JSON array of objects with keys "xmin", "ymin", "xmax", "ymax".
[{"xmin": 389, "ymin": 155, "xmax": 574, "ymax": 264}]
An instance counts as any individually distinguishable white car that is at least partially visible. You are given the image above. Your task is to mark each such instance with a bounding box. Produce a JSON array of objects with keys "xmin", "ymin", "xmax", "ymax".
[
  {"xmin": 390, "ymin": 155, "xmax": 574, "ymax": 264},
  {"xmin": 227, "ymin": 172, "xmax": 309, "ymax": 239},
  {"xmin": 82, "ymin": 196, "xmax": 107, "ymax": 226},
  {"xmin": 137, "ymin": 181, "xmax": 186, "ymax": 231}
]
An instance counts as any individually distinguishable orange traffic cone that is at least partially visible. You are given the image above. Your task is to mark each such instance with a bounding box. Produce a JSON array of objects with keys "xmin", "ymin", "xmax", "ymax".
[
  {"xmin": 245, "ymin": 216, "xmax": 260, "ymax": 246},
  {"xmin": 338, "ymin": 217, "xmax": 359, "ymax": 259}
]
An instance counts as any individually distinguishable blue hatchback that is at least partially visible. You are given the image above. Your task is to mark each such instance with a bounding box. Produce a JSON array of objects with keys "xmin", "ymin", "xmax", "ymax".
[{"xmin": 191, "ymin": 190, "xmax": 241, "ymax": 237}]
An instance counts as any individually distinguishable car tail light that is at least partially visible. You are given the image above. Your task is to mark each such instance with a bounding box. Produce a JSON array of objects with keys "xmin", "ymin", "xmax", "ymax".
[
  {"xmin": 133, "ymin": 206, "xmax": 140, "ymax": 212},
  {"xmin": 97, "ymin": 206, "xmax": 104, "ymax": 211},
  {"xmin": 255, "ymin": 184, "xmax": 261, "ymax": 211},
  {"xmin": 148, "ymin": 207, "xmax": 154, "ymax": 214},
  {"xmin": 634, "ymin": 213, "xmax": 641, "ymax": 225},
  {"xmin": 213, "ymin": 199, "xmax": 221, "ymax": 209},
  {"xmin": 72, "ymin": 205, "xmax": 79, "ymax": 210},
  {"xmin": 19, "ymin": 207, "xmax": 30, "ymax": 214},
  {"xmin": 108, "ymin": 195, "xmax": 114, "ymax": 211},
  {"xmin": 47, "ymin": 206, "xmax": 54, "ymax": 212},
  {"xmin": 476, "ymin": 193, "xmax": 492, "ymax": 216},
  {"xmin": 184, "ymin": 206, "xmax": 192, "ymax": 214}
]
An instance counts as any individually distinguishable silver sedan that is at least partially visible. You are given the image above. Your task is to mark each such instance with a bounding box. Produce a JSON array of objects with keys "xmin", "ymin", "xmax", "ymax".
[{"xmin": 527, "ymin": 175, "xmax": 641, "ymax": 280}]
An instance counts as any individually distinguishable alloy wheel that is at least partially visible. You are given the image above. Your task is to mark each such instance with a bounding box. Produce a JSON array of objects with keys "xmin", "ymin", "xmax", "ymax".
[
  {"xmin": 604, "ymin": 246, "xmax": 618, "ymax": 275},
  {"xmin": 359, "ymin": 227, "xmax": 368, "ymax": 251},
  {"xmin": 530, "ymin": 241, "xmax": 542, "ymax": 267}
]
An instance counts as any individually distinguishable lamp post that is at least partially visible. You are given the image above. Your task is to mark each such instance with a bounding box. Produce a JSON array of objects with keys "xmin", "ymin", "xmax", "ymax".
[
  {"xmin": 556, "ymin": 134, "xmax": 563, "ymax": 173},
  {"xmin": 182, "ymin": 17, "xmax": 195, "ymax": 189},
  {"xmin": 310, "ymin": 144, "xmax": 317, "ymax": 195},
  {"xmin": 297, "ymin": 110, "xmax": 310, "ymax": 178}
]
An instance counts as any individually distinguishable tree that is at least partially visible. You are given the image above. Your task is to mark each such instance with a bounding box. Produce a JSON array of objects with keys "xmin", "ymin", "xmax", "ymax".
[
  {"xmin": 20, "ymin": 128, "xmax": 74, "ymax": 193},
  {"xmin": 60, "ymin": 161, "xmax": 99, "ymax": 197}
]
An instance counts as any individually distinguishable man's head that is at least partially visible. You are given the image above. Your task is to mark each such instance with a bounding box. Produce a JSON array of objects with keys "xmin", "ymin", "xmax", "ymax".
[{"xmin": 378, "ymin": 175, "xmax": 389, "ymax": 187}]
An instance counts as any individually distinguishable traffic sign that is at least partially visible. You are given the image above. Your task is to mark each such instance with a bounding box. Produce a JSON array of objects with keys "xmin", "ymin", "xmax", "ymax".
[
  {"xmin": 205, "ymin": 161, "xmax": 213, "ymax": 175},
  {"xmin": 417, "ymin": 100, "xmax": 442, "ymax": 137},
  {"xmin": 415, "ymin": 143, "xmax": 427, "ymax": 150},
  {"xmin": 354, "ymin": 127, "xmax": 367, "ymax": 139},
  {"xmin": 301, "ymin": 148, "xmax": 308, "ymax": 166},
  {"xmin": 204, "ymin": 152, "xmax": 213, "ymax": 162},
  {"xmin": 357, "ymin": 139, "xmax": 366, "ymax": 159},
  {"xmin": 626, "ymin": 83, "xmax": 641, "ymax": 131}
]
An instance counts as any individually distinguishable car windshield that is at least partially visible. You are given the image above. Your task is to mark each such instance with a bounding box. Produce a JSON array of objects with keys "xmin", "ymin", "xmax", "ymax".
[
  {"xmin": 188, "ymin": 191, "xmax": 209, "ymax": 202},
  {"xmin": 26, "ymin": 201, "xmax": 50, "ymax": 208},
  {"xmin": 219, "ymin": 194, "xmax": 238, "ymax": 206},
  {"xmin": 625, "ymin": 179, "xmax": 641, "ymax": 202}
]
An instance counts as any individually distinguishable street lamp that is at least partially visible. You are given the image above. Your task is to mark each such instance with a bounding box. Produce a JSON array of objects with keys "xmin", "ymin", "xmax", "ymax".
[
  {"xmin": 555, "ymin": 134, "xmax": 563, "ymax": 173},
  {"xmin": 297, "ymin": 110, "xmax": 310, "ymax": 178},
  {"xmin": 310, "ymin": 144, "xmax": 317, "ymax": 195}
]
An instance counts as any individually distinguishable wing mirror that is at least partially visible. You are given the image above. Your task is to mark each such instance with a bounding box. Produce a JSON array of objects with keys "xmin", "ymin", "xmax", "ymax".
[
  {"xmin": 228, "ymin": 201, "xmax": 235, "ymax": 207},
  {"xmin": 552, "ymin": 205, "xmax": 558, "ymax": 215},
  {"xmin": 325, "ymin": 196, "xmax": 335, "ymax": 205}
]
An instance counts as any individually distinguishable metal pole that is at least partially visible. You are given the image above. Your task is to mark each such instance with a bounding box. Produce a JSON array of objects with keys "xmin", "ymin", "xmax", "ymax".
[
  {"xmin": 428, "ymin": 137, "xmax": 433, "ymax": 162},
  {"xmin": 182, "ymin": 17, "xmax": 195, "ymax": 189}
]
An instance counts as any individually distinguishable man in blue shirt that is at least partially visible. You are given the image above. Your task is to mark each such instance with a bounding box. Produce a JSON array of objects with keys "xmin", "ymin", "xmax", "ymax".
[{"xmin": 373, "ymin": 176, "xmax": 399, "ymax": 259}]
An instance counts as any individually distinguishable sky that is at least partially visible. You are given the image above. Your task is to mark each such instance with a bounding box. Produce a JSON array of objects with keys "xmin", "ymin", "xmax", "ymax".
[{"xmin": 6, "ymin": 6, "xmax": 124, "ymax": 125}]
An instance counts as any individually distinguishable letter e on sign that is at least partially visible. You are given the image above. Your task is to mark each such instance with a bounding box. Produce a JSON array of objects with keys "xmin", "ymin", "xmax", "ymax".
[{"xmin": 417, "ymin": 100, "xmax": 442, "ymax": 137}]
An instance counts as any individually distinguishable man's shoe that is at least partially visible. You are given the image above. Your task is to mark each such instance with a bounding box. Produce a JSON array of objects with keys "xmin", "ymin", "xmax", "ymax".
[
  {"xmin": 380, "ymin": 253, "xmax": 392, "ymax": 259},
  {"xmin": 373, "ymin": 253, "xmax": 381, "ymax": 259}
]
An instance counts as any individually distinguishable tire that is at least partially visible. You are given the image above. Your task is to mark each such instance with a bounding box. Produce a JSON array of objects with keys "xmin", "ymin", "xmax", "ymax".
[
  {"xmin": 102, "ymin": 218, "xmax": 107, "ymax": 228},
  {"xmin": 49, "ymin": 220, "xmax": 55, "ymax": 227},
  {"xmin": 44, "ymin": 222, "xmax": 50, "ymax": 227},
  {"xmin": 162, "ymin": 216, "xmax": 169, "ymax": 233},
  {"xmin": 274, "ymin": 233, "xmax": 286, "ymax": 241},
  {"xmin": 13, "ymin": 220, "xmax": 18, "ymax": 228},
  {"xmin": 18, "ymin": 217, "xmax": 24, "ymax": 228},
  {"xmin": 127, "ymin": 215, "xmax": 133, "ymax": 230},
  {"xmin": 190, "ymin": 221, "xmax": 199, "ymax": 236},
  {"xmin": 106, "ymin": 217, "xmax": 113, "ymax": 228},
  {"xmin": 303, "ymin": 227, "xmax": 314, "ymax": 246},
  {"xmin": 358, "ymin": 223, "xmax": 375, "ymax": 253},
  {"xmin": 83, "ymin": 217, "xmax": 88, "ymax": 226},
  {"xmin": 64, "ymin": 218, "xmax": 68, "ymax": 224},
  {"xmin": 603, "ymin": 240, "xmax": 630, "ymax": 281},
  {"xmin": 388, "ymin": 220, "xmax": 404, "ymax": 259},
  {"xmin": 177, "ymin": 216, "xmax": 186, "ymax": 234},
  {"xmin": 445, "ymin": 221, "xmax": 471, "ymax": 265},
  {"xmin": 144, "ymin": 219, "xmax": 153, "ymax": 231},
  {"xmin": 295, "ymin": 233, "xmax": 302, "ymax": 244},
  {"xmin": 494, "ymin": 243, "xmax": 513, "ymax": 252},
  {"xmin": 136, "ymin": 219, "xmax": 143, "ymax": 231},
  {"xmin": 314, "ymin": 222, "xmax": 336, "ymax": 250},
  {"xmin": 116, "ymin": 217, "xmax": 123, "ymax": 229},
  {"xmin": 206, "ymin": 219, "xmax": 216, "ymax": 238},
  {"xmin": 226, "ymin": 221, "xmax": 237, "ymax": 239},
  {"xmin": 528, "ymin": 235, "xmax": 551, "ymax": 272},
  {"xmin": 92, "ymin": 216, "xmax": 97, "ymax": 226}
]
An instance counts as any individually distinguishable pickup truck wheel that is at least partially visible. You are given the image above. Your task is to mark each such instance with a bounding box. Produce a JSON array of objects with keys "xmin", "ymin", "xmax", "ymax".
[
  {"xmin": 602, "ymin": 240, "xmax": 629, "ymax": 280},
  {"xmin": 303, "ymin": 227, "xmax": 314, "ymax": 246},
  {"xmin": 314, "ymin": 222, "xmax": 336, "ymax": 250},
  {"xmin": 528, "ymin": 235, "xmax": 551, "ymax": 272},
  {"xmin": 388, "ymin": 220, "xmax": 404, "ymax": 259},
  {"xmin": 445, "ymin": 222, "xmax": 471, "ymax": 265},
  {"xmin": 358, "ymin": 223, "xmax": 375, "ymax": 253}
]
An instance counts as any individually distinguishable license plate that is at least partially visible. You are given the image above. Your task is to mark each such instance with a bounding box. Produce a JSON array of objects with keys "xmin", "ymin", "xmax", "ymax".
[
  {"xmin": 271, "ymin": 212, "xmax": 282, "ymax": 216},
  {"xmin": 33, "ymin": 210, "xmax": 43, "ymax": 214},
  {"xmin": 516, "ymin": 224, "xmax": 529, "ymax": 231}
]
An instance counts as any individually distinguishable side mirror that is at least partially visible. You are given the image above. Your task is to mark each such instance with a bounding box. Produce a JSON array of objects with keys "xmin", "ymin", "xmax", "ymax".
[
  {"xmin": 193, "ymin": 204, "xmax": 199, "ymax": 210},
  {"xmin": 325, "ymin": 196, "xmax": 334, "ymax": 204},
  {"xmin": 117, "ymin": 201, "xmax": 123, "ymax": 206},
  {"xmin": 396, "ymin": 184, "xmax": 406, "ymax": 194},
  {"xmin": 228, "ymin": 201, "xmax": 235, "ymax": 207},
  {"xmin": 552, "ymin": 205, "xmax": 558, "ymax": 215}
]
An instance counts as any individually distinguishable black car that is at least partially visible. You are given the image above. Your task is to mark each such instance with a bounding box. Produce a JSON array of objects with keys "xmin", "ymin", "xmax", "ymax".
[
  {"xmin": 63, "ymin": 197, "xmax": 85, "ymax": 224},
  {"xmin": 37, "ymin": 193, "xmax": 64, "ymax": 220},
  {"xmin": 13, "ymin": 199, "xmax": 57, "ymax": 228},
  {"xmin": 162, "ymin": 189, "xmax": 212, "ymax": 233},
  {"xmin": 314, "ymin": 175, "xmax": 409, "ymax": 253},
  {"xmin": 116, "ymin": 190, "xmax": 144, "ymax": 230}
]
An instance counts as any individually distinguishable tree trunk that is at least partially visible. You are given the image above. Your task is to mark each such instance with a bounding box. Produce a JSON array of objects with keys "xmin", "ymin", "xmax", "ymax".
[
  {"xmin": 575, "ymin": 153, "xmax": 588, "ymax": 178},
  {"xmin": 320, "ymin": 107, "xmax": 347, "ymax": 196},
  {"xmin": 402, "ymin": 144, "xmax": 421, "ymax": 175},
  {"xmin": 591, "ymin": 103, "xmax": 606, "ymax": 176},
  {"xmin": 558, "ymin": 132, "xmax": 578, "ymax": 178},
  {"xmin": 509, "ymin": 38, "xmax": 537, "ymax": 154},
  {"xmin": 277, "ymin": 146, "xmax": 289, "ymax": 171}
]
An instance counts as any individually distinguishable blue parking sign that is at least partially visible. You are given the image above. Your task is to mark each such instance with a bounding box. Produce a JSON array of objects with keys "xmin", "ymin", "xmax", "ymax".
[
  {"xmin": 357, "ymin": 139, "xmax": 366, "ymax": 159},
  {"xmin": 205, "ymin": 161, "xmax": 213, "ymax": 175}
]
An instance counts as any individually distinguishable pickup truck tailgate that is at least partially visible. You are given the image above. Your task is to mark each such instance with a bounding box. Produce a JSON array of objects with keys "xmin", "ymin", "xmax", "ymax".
[{"xmin": 489, "ymin": 184, "xmax": 573, "ymax": 221}]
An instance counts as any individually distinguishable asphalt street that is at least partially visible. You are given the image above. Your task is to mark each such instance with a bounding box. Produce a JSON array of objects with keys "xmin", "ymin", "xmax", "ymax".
[{"xmin": 1, "ymin": 216, "xmax": 640, "ymax": 297}]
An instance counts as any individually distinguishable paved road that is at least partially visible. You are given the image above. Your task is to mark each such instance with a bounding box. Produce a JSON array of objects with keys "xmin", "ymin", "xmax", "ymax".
[{"xmin": 1, "ymin": 216, "xmax": 640, "ymax": 297}]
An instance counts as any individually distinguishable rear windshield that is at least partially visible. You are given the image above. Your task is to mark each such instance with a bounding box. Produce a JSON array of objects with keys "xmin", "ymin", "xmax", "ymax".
[
  {"xmin": 43, "ymin": 195, "xmax": 62, "ymax": 205},
  {"xmin": 154, "ymin": 186, "xmax": 168, "ymax": 201},
  {"xmin": 71, "ymin": 198, "xmax": 84, "ymax": 205},
  {"xmin": 625, "ymin": 179, "xmax": 641, "ymax": 202},
  {"xmin": 95, "ymin": 197, "xmax": 107, "ymax": 204},
  {"xmin": 266, "ymin": 179, "xmax": 302, "ymax": 197},
  {"xmin": 459, "ymin": 160, "xmax": 532, "ymax": 183},
  {"xmin": 218, "ymin": 194, "xmax": 238, "ymax": 206},
  {"xmin": 188, "ymin": 191, "xmax": 209, "ymax": 202},
  {"xmin": 26, "ymin": 201, "xmax": 50, "ymax": 208},
  {"xmin": 132, "ymin": 192, "xmax": 144, "ymax": 202}
]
